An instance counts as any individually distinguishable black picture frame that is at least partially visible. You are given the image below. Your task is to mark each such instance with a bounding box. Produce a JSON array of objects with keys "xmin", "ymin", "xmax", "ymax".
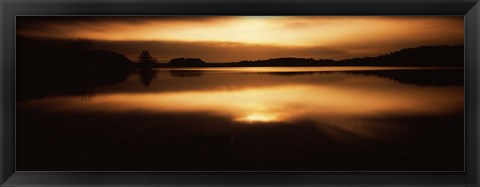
[{"xmin": 1, "ymin": 0, "xmax": 479, "ymax": 186}]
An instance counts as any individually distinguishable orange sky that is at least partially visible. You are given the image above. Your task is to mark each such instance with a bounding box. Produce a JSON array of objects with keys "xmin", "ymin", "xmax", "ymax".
[{"xmin": 17, "ymin": 16, "xmax": 464, "ymax": 63}]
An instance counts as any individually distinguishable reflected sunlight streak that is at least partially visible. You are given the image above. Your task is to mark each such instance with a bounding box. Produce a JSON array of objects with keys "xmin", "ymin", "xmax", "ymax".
[{"xmin": 21, "ymin": 84, "xmax": 463, "ymax": 124}]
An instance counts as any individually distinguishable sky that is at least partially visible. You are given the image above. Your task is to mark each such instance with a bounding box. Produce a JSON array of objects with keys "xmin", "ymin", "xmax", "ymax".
[{"xmin": 17, "ymin": 16, "xmax": 464, "ymax": 63}]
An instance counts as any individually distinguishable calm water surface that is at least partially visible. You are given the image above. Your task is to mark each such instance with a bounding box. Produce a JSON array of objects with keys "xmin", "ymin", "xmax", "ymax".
[{"xmin": 17, "ymin": 67, "xmax": 464, "ymax": 171}]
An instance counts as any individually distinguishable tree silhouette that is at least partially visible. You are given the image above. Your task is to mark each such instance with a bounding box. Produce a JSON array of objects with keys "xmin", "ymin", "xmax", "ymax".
[{"xmin": 138, "ymin": 50, "xmax": 158, "ymax": 68}]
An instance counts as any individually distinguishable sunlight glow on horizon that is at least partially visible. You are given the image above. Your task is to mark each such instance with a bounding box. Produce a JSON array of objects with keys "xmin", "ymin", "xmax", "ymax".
[
  {"xmin": 17, "ymin": 16, "xmax": 464, "ymax": 62},
  {"xmin": 17, "ymin": 16, "xmax": 464, "ymax": 46}
]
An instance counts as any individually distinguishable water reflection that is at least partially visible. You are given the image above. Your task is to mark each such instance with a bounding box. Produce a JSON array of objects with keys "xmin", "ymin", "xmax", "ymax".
[
  {"xmin": 138, "ymin": 69, "xmax": 157, "ymax": 87},
  {"xmin": 16, "ymin": 67, "xmax": 464, "ymax": 171},
  {"xmin": 169, "ymin": 70, "xmax": 204, "ymax": 78},
  {"xmin": 256, "ymin": 69, "xmax": 463, "ymax": 87},
  {"xmin": 20, "ymin": 68, "xmax": 463, "ymax": 138}
]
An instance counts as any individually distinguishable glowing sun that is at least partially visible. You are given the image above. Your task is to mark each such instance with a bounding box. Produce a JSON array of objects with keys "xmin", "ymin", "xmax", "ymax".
[{"xmin": 237, "ymin": 114, "xmax": 278, "ymax": 123}]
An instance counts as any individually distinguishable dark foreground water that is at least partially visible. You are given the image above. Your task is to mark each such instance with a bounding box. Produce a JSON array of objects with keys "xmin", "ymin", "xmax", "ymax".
[{"xmin": 16, "ymin": 67, "xmax": 464, "ymax": 171}]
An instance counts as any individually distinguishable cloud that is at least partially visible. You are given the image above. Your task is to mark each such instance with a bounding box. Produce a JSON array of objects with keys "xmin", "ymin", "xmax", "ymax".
[
  {"xmin": 17, "ymin": 16, "xmax": 464, "ymax": 62},
  {"xmin": 17, "ymin": 16, "xmax": 230, "ymax": 30}
]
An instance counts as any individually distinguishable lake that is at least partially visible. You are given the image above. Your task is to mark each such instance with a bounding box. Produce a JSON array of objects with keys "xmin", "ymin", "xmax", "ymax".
[{"xmin": 16, "ymin": 67, "xmax": 464, "ymax": 171}]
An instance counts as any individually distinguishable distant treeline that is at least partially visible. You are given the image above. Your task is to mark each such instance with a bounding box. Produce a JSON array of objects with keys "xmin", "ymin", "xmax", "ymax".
[{"xmin": 160, "ymin": 45, "xmax": 463, "ymax": 67}]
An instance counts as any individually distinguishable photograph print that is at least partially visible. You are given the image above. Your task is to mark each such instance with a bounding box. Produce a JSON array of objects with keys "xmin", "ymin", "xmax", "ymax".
[{"xmin": 16, "ymin": 16, "xmax": 464, "ymax": 171}]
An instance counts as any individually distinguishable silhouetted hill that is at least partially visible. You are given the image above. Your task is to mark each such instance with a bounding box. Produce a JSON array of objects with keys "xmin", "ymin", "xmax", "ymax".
[
  {"xmin": 87, "ymin": 50, "xmax": 132, "ymax": 69},
  {"xmin": 159, "ymin": 45, "xmax": 463, "ymax": 67},
  {"xmin": 336, "ymin": 45, "xmax": 464, "ymax": 67},
  {"xmin": 83, "ymin": 50, "xmax": 132, "ymax": 85},
  {"xmin": 16, "ymin": 35, "xmax": 133, "ymax": 101}
]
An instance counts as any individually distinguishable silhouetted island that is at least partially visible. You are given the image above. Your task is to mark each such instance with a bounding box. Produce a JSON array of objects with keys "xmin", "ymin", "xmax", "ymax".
[{"xmin": 169, "ymin": 58, "xmax": 206, "ymax": 67}]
